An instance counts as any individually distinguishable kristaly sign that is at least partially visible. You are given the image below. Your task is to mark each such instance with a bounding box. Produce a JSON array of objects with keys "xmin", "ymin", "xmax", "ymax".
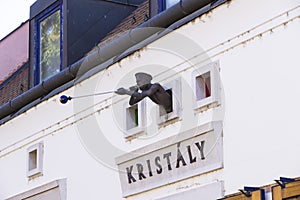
[{"xmin": 116, "ymin": 121, "xmax": 223, "ymax": 197}]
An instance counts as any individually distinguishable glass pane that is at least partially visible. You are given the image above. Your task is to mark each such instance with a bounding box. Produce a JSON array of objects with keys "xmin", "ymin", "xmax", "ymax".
[
  {"xmin": 126, "ymin": 105, "xmax": 139, "ymax": 130},
  {"xmin": 196, "ymin": 72, "xmax": 211, "ymax": 101},
  {"xmin": 28, "ymin": 150, "xmax": 37, "ymax": 171},
  {"xmin": 166, "ymin": 0, "xmax": 179, "ymax": 9},
  {"xmin": 39, "ymin": 9, "xmax": 61, "ymax": 82}
]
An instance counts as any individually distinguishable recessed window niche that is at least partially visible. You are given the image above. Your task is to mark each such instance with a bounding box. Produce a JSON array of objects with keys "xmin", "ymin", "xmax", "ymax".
[
  {"xmin": 123, "ymin": 100, "xmax": 146, "ymax": 139},
  {"xmin": 157, "ymin": 78, "xmax": 182, "ymax": 125},
  {"xmin": 27, "ymin": 142, "xmax": 44, "ymax": 178},
  {"xmin": 192, "ymin": 61, "xmax": 221, "ymax": 112}
]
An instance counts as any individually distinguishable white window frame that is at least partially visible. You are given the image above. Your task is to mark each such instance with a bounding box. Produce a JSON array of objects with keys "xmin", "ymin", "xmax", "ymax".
[
  {"xmin": 157, "ymin": 77, "xmax": 182, "ymax": 125},
  {"xmin": 192, "ymin": 61, "xmax": 221, "ymax": 112},
  {"xmin": 123, "ymin": 100, "xmax": 146, "ymax": 139},
  {"xmin": 27, "ymin": 142, "xmax": 44, "ymax": 178}
]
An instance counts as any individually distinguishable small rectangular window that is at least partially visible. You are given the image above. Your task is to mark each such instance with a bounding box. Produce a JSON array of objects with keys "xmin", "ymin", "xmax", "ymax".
[
  {"xmin": 27, "ymin": 142, "xmax": 43, "ymax": 178},
  {"xmin": 196, "ymin": 72, "xmax": 211, "ymax": 100},
  {"xmin": 159, "ymin": 89, "xmax": 173, "ymax": 116},
  {"xmin": 123, "ymin": 100, "xmax": 146, "ymax": 139},
  {"xmin": 126, "ymin": 104, "xmax": 139, "ymax": 130},
  {"xmin": 192, "ymin": 61, "xmax": 221, "ymax": 112},
  {"xmin": 28, "ymin": 149, "xmax": 38, "ymax": 171},
  {"xmin": 157, "ymin": 78, "xmax": 182, "ymax": 125}
]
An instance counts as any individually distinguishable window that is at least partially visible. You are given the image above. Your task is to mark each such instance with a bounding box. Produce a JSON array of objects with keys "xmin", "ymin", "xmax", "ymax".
[
  {"xmin": 124, "ymin": 100, "xmax": 146, "ymax": 139},
  {"xmin": 157, "ymin": 78, "xmax": 182, "ymax": 125},
  {"xmin": 196, "ymin": 71, "xmax": 211, "ymax": 100},
  {"xmin": 27, "ymin": 142, "xmax": 44, "ymax": 178},
  {"xmin": 126, "ymin": 104, "xmax": 139, "ymax": 130},
  {"xmin": 159, "ymin": 88, "xmax": 173, "ymax": 116},
  {"xmin": 35, "ymin": 2, "xmax": 62, "ymax": 84},
  {"xmin": 29, "ymin": 149, "xmax": 38, "ymax": 171},
  {"xmin": 272, "ymin": 180, "xmax": 300, "ymax": 200},
  {"xmin": 158, "ymin": 0, "xmax": 180, "ymax": 12},
  {"xmin": 192, "ymin": 61, "xmax": 221, "ymax": 112}
]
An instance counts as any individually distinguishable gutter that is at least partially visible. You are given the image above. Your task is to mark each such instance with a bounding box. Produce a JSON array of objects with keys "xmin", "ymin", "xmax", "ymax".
[{"xmin": 0, "ymin": 0, "xmax": 222, "ymax": 122}]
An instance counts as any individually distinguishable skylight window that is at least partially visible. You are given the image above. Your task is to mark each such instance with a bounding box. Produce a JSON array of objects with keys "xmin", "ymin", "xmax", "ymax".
[{"xmin": 35, "ymin": 3, "xmax": 62, "ymax": 84}]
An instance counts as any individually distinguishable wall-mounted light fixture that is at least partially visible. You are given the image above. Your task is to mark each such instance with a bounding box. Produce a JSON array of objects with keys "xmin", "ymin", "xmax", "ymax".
[
  {"xmin": 274, "ymin": 177, "xmax": 295, "ymax": 188},
  {"xmin": 239, "ymin": 186, "xmax": 261, "ymax": 197}
]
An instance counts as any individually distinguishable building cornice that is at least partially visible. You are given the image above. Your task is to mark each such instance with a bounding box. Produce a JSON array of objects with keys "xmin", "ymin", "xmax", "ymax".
[{"xmin": 0, "ymin": 0, "xmax": 227, "ymax": 124}]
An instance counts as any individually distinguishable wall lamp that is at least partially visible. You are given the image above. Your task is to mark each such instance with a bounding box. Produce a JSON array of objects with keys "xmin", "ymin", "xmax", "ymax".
[
  {"xmin": 239, "ymin": 186, "xmax": 261, "ymax": 197},
  {"xmin": 274, "ymin": 177, "xmax": 295, "ymax": 188},
  {"xmin": 217, "ymin": 186, "xmax": 265, "ymax": 200}
]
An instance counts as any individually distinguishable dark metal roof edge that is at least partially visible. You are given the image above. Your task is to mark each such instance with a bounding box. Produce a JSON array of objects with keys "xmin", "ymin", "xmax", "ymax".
[
  {"xmin": 60, "ymin": 0, "xmax": 229, "ymax": 85},
  {"xmin": 0, "ymin": 0, "xmax": 226, "ymax": 124},
  {"xmin": 101, "ymin": 0, "xmax": 141, "ymax": 7}
]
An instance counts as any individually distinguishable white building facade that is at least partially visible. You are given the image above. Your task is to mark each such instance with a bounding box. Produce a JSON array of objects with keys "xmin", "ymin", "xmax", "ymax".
[{"xmin": 1, "ymin": 0, "xmax": 300, "ymax": 199}]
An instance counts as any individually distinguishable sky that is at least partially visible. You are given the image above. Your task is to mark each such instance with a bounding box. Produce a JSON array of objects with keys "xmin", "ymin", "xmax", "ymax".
[{"xmin": 0, "ymin": 0, "xmax": 36, "ymax": 40}]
